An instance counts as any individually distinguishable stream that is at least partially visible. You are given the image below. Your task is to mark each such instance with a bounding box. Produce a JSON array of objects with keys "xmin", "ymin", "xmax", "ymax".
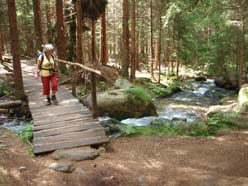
[
  {"xmin": 0, "ymin": 79, "xmax": 236, "ymax": 134},
  {"xmin": 107, "ymin": 79, "xmax": 236, "ymax": 127}
]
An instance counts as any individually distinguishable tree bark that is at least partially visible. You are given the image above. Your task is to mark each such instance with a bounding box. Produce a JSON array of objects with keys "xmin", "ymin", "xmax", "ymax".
[
  {"xmin": 33, "ymin": 0, "xmax": 44, "ymax": 50},
  {"xmin": 91, "ymin": 20, "xmax": 97, "ymax": 118},
  {"xmin": 149, "ymin": 0, "xmax": 155, "ymax": 80},
  {"xmin": 122, "ymin": 0, "xmax": 130, "ymax": 77},
  {"xmin": 100, "ymin": 9, "xmax": 108, "ymax": 65},
  {"xmin": 76, "ymin": 0, "xmax": 83, "ymax": 65},
  {"xmin": 46, "ymin": 0, "xmax": 53, "ymax": 43},
  {"xmin": 156, "ymin": 0, "xmax": 162, "ymax": 83},
  {"xmin": 130, "ymin": 0, "xmax": 136, "ymax": 81},
  {"xmin": 56, "ymin": 0, "xmax": 67, "ymax": 71},
  {"xmin": 7, "ymin": 0, "xmax": 26, "ymax": 100}
]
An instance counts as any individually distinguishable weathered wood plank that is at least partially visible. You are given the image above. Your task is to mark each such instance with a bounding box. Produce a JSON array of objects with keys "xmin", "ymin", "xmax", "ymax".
[
  {"xmin": 32, "ymin": 109, "xmax": 89, "ymax": 120},
  {"xmin": 33, "ymin": 118, "xmax": 97, "ymax": 131},
  {"xmin": 34, "ymin": 128, "xmax": 105, "ymax": 144},
  {"xmin": 33, "ymin": 122, "xmax": 100, "ymax": 138},
  {"xmin": 34, "ymin": 113, "xmax": 92, "ymax": 126},
  {"xmin": 34, "ymin": 136, "xmax": 109, "ymax": 154}
]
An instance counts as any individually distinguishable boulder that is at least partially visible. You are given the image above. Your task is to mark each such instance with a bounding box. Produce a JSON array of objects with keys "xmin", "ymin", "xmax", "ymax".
[
  {"xmin": 214, "ymin": 77, "xmax": 238, "ymax": 90},
  {"xmin": 114, "ymin": 79, "xmax": 133, "ymax": 89},
  {"xmin": 207, "ymin": 103, "xmax": 237, "ymax": 116},
  {"xmin": 82, "ymin": 88, "xmax": 157, "ymax": 120},
  {"xmin": 237, "ymin": 84, "xmax": 248, "ymax": 113},
  {"xmin": 52, "ymin": 147, "xmax": 99, "ymax": 161}
]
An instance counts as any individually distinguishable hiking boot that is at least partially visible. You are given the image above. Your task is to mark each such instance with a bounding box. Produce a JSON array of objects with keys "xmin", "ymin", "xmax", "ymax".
[
  {"xmin": 51, "ymin": 95, "xmax": 58, "ymax": 105},
  {"xmin": 46, "ymin": 97, "xmax": 52, "ymax": 106}
]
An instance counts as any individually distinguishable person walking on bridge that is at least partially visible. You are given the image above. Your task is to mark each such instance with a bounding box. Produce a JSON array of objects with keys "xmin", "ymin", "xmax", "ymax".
[{"xmin": 34, "ymin": 44, "xmax": 59, "ymax": 105}]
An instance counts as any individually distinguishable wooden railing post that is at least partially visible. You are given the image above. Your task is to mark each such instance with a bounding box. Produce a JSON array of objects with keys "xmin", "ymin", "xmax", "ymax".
[{"xmin": 55, "ymin": 58, "xmax": 100, "ymax": 117}]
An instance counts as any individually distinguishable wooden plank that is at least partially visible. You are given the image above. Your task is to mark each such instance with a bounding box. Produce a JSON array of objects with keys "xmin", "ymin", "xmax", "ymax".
[
  {"xmin": 32, "ymin": 110, "xmax": 90, "ymax": 121},
  {"xmin": 34, "ymin": 128, "xmax": 105, "ymax": 144},
  {"xmin": 33, "ymin": 118, "xmax": 97, "ymax": 131},
  {"xmin": 33, "ymin": 122, "xmax": 100, "ymax": 138},
  {"xmin": 31, "ymin": 105, "xmax": 84, "ymax": 113},
  {"xmin": 32, "ymin": 109, "xmax": 89, "ymax": 120},
  {"xmin": 34, "ymin": 113, "xmax": 92, "ymax": 126},
  {"xmin": 34, "ymin": 135, "xmax": 109, "ymax": 154}
]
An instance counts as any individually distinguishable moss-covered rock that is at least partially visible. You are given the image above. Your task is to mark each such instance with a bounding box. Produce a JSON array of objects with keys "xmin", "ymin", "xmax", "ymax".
[
  {"xmin": 82, "ymin": 88, "xmax": 157, "ymax": 120},
  {"xmin": 238, "ymin": 84, "xmax": 248, "ymax": 113}
]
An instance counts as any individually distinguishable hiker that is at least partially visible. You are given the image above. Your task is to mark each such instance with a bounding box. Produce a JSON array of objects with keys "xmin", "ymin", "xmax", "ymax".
[{"xmin": 34, "ymin": 44, "xmax": 59, "ymax": 105}]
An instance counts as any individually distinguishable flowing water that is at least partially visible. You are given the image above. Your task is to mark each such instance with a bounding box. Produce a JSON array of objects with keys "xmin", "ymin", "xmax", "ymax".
[{"xmin": 120, "ymin": 79, "xmax": 236, "ymax": 126}]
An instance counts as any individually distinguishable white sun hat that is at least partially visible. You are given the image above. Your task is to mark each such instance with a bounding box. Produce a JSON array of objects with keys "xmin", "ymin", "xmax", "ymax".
[{"xmin": 43, "ymin": 44, "xmax": 54, "ymax": 52}]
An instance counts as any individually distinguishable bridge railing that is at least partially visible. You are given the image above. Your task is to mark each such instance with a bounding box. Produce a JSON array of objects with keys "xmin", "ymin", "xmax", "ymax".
[{"xmin": 55, "ymin": 58, "xmax": 99, "ymax": 118}]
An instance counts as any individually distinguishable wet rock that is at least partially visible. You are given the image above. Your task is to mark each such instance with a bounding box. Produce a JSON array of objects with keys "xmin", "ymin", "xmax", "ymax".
[
  {"xmin": 195, "ymin": 76, "xmax": 207, "ymax": 82},
  {"xmin": 121, "ymin": 117, "xmax": 158, "ymax": 126},
  {"xmin": 214, "ymin": 78, "xmax": 238, "ymax": 90},
  {"xmin": 48, "ymin": 162, "xmax": 74, "ymax": 173},
  {"xmin": 99, "ymin": 117, "xmax": 122, "ymax": 135},
  {"xmin": 52, "ymin": 147, "xmax": 99, "ymax": 161},
  {"xmin": 172, "ymin": 117, "xmax": 187, "ymax": 123}
]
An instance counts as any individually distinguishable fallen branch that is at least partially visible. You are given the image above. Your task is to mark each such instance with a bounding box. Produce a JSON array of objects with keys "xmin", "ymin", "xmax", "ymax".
[
  {"xmin": 0, "ymin": 100, "xmax": 22, "ymax": 108},
  {"xmin": 55, "ymin": 58, "xmax": 102, "ymax": 75}
]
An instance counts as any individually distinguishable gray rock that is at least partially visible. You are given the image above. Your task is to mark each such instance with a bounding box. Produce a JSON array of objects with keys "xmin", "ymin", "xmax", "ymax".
[
  {"xmin": 238, "ymin": 84, "xmax": 248, "ymax": 112},
  {"xmin": 52, "ymin": 147, "xmax": 99, "ymax": 161},
  {"xmin": 0, "ymin": 144, "xmax": 8, "ymax": 149},
  {"xmin": 83, "ymin": 89, "xmax": 157, "ymax": 120},
  {"xmin": 114, "ymin": 79, "xmax": 133, "ymax": 89},
  {"xmin": 48, "ymin": 162, "xmax": 74, "ymax": 173},
  {"xmin": 207, "ymin": 103, "xmax": 237, "ymax": 116}
]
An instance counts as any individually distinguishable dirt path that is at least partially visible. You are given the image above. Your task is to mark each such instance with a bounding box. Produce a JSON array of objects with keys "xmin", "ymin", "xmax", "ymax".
[{"xmin": 0, "ymin": 127, "xmax": 247, "ymax": 186}]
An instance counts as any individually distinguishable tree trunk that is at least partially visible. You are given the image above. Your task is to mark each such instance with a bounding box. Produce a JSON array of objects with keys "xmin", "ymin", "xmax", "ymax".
[
  {"xmin": 91, "ymin": 20, "xmax": 97, "ymax": 118},
  {"xmin": 100, "ymin": 9, "xmax": 108, "ymax": 65},
  {"xmin": 149, "ymin": 0, "xmax": 155, "ymax": 80},
  {"xmin": 7, "ymin": 0, "xmax": 25, "ymax": 100},
  {"xmin": 130, "ymin": 0, "xmax": 136, "ymax": 81},
  {"xmin": 112, "ymin": 0, "xmax": 117, "ymax": 61},
  {"xmin": 46, "ymin": 0, "xmax": 53, "ymax": 43},
  {"xmin": 76, "ymin": 0, "xmax": 83, "ymax": 65},
  {"xmin": 33, "ymin": 0, "xmax": 44, "ymax": 50},
  {"xmin": 156, "ymin": 0, "xmax": 162, "ymax": 83},
  {"xmin": 0, "ymin": 25, "xmax": 3, "ymax": 62},
  {"xmin": 56, "ymin": 0, "xmax": 67, "ymax": 71},
  {"xmin": 122, "ymin": 0, "xmax": 130, "ymax": 77}
]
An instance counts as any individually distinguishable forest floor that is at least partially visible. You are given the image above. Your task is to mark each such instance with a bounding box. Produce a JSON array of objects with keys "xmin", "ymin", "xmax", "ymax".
[{"xmin": 0, "ymin": 119, "xmax": 248, "ymax": 186}]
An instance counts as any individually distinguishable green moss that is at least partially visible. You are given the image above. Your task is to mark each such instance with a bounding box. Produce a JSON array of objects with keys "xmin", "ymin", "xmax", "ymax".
[
  {"xmin": 18, "ymin": 122, "xmax": 33, "ymax": 144},
  {"xmin": 124, "ymin": 88, "xmax": 152, "ymax": 103}
]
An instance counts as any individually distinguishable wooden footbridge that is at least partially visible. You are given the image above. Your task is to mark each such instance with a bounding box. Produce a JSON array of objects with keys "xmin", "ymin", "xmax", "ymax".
[{"xmin": 22, "ymin": 60, "xmax": 109, "ymax": 154}]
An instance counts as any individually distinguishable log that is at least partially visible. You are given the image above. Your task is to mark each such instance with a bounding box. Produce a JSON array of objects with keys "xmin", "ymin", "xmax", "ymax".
[{"xmin": 0, "ymin": 100, "xmax": 22, "ymax": 108}]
